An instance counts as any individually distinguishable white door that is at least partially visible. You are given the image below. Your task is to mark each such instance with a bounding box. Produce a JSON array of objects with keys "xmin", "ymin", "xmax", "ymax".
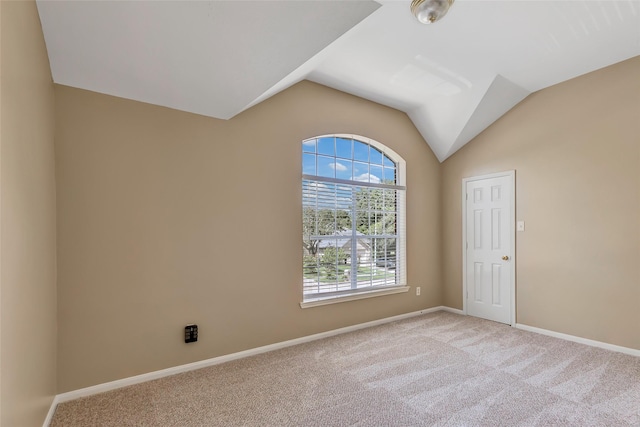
[{"xmin": 463, "ymin": 172, "xmax": 514, "ymax": 325}]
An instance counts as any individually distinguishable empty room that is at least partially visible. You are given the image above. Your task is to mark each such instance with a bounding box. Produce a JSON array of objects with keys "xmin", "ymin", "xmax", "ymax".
[{"xmin": 1, "ymin": 0, "xmax": 639, "ymax": 426}]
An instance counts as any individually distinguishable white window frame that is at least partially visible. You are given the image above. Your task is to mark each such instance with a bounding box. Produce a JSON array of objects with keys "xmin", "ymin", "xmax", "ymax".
[{"xmin": 300, "ymin": 134, "xmax": 408, "ymax": 308}]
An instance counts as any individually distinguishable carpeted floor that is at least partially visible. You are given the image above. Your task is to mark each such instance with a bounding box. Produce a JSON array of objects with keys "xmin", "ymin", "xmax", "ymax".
[{"xmin": 50, "ymin": 312, "xmax": 640, "ymax": 426}]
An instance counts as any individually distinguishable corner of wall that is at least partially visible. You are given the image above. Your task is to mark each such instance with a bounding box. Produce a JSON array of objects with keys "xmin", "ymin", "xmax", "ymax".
[{"xmin": 1, "ymin": 0, "xmax": 58, "ymax": 425}]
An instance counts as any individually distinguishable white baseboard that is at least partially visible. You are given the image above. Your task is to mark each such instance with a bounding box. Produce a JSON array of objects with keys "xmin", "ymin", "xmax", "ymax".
[
  {"xmin": 440, "ymin": 306, "xmax": 464, "ymax": 315},
  {"xmin": 515, "ymin": 323, "xmax": 640, "ymax": 358},
  {"xmin": 45, "ymin": 305, "xmax": 447, "ymax": 425},
  {"xmin": 43, "ymin": 397, "xmax": 58, "ymax": 427},
  {"xmin": 46, "ymin": 307, "xmax": 639, "ymax": 426}
]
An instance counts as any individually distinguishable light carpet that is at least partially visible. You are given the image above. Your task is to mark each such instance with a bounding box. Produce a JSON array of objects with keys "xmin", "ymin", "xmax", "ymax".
[{"xmin": 50, "ymin": 312, "xmax": 640, "ymax": 426}]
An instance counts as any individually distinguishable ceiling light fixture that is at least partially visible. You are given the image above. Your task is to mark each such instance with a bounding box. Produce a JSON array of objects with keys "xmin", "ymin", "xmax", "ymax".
[{"xmin": 411, "ymin": 0, "xmax": 455, "ymax": 24}]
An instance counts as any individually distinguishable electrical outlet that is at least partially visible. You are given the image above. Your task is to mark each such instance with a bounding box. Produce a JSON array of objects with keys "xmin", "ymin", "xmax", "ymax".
[
  {"xmin": 416, "ymin": 287, "xmax": 421, "ymax": 296},
  {"xmin": 185, "ymin": 324, "xmax": 198, "ymax": 343}
]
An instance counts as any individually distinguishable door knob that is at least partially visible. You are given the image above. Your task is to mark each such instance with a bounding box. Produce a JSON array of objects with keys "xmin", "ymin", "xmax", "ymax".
[{"xmin": 502, "ymin": 255, "xmax": 510, "ymax": 261}]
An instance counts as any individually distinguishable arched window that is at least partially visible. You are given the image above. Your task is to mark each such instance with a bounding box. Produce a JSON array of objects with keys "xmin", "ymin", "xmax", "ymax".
[{"xmin": 301, "ymin": 134, "xmax": 407, "ymax": 305}]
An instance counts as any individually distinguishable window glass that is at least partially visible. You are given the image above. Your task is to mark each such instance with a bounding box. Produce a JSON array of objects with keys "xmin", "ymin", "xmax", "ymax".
[
  {"xmin": 336, "ymin": 137, "xmax": 352, "ymax": 160},
  {"xmin": 303, "ymin": 153, "xmax": 316, "ymax": 176},
  {"xmin": 317, "ymin": 137, "xmax": 335, "ymax": 156},
  {"xmin": 353, "ymin": 140, "xmax": 369, "ymax": 162},
  {"xmin": 383, "ymin": 166, "xmax": 396, "ymax": 182},
  {"xmin": 370, "ymin": 147, "xmax": 384, "ymax": 165},
  {"xmin": 370, "ymin": 165, "xmax": 383, "ymax": 184},
  {"xmin": 303, "ymin": 139, "xmax": 316, "ymax": 153},
  {"xmin": 334, "ymin": 160, "xmax": 353, "ymax": 181},
  {"xmin": 317, "ymin": 155, "xmax": 336, "ymax": 179},
  {"xmin": 353, "ymin": 162, "xmax": 369, "ymax": 183},
  {"xmin": 302, "ymin": 135, "xmax": 405, "ymax": 303}
]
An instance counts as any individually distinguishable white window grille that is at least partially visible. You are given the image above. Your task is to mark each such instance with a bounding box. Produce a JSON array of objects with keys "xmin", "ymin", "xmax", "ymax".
[{"xmin": 302, "ymin": 134, "xmax": 406, "ymax": 302}]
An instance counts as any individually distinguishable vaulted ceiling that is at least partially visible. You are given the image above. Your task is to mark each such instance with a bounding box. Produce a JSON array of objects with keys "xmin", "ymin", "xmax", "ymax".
[{"xmin": 36, "ymin": 0, "xmax": 640, "ymax": 161}]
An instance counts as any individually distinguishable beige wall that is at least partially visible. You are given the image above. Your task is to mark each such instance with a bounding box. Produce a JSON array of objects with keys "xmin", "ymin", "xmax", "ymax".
[
  {"xmin": 1, "ymin": 1, "xmax": 58, "ymax": 426},
  {"xmin": 55, "ymin": 81, "xmax": 442, "ymax": 392},
  {"xmin": 1, "ymin": 2, "xmax": 3, "ymax": 422},
  {"xmin": 442, "ymin": 57, "xmax": 640, "ymax": 350},
  {"xmin": 7, "ymin": 0, "xmax": 635, "ymax": 403}
]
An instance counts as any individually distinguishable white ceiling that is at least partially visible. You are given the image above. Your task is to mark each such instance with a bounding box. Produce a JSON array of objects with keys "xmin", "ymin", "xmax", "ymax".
[{"xmin": 37, "ymin": 0, "xmax": 640, "ymax": 161}]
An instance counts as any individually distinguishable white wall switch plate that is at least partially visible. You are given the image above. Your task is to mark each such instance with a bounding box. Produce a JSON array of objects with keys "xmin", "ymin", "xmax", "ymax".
[{"xmin": 517, "ymin": 221, "xmax": 525, "ymax": 231}]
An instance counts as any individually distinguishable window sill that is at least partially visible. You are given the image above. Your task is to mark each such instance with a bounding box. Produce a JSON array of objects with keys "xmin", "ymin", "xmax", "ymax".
[{"xmin": 300, "ymin": 286, "xmax": 410, "ymax": 309}]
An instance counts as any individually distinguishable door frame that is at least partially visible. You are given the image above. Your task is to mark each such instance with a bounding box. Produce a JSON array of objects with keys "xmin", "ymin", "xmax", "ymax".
[{"xmin": 461, "ymin": 170, "xmax": 516, "ymax": 326}]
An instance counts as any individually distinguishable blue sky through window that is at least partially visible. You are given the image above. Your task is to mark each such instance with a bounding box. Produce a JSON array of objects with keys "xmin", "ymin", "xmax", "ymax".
[{"xmin": 303, "ymin": 137, "xmax": 396, "ymax": 184}]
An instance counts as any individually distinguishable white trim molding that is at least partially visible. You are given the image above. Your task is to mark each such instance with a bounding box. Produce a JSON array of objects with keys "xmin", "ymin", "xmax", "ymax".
[
  {"xmin": 45, "ymin": 305, "xmax": 447, "ymax": 426},
  {"xmin": 440, "ymin": 306, "xmax": 464, "ymax": 315},
  {"xmin": 43, "ymin": 398, "xmax": 58, "ymax": 427},
  {"xmin": 515, "ymin": 323, "xmax": 640, "ymax": 358},
  {"xmin": 300, "ymin": 286, "xmax": 410, "ymax": 308},
  {"xmin": 44, "ymin": 308, "xmax": 640, "ymax": 426}
]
